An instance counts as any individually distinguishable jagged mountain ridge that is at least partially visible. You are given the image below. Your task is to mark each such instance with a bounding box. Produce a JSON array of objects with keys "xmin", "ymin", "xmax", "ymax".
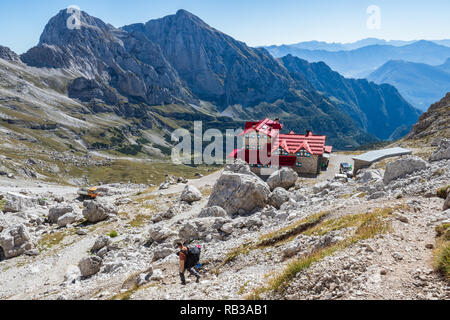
[
  {"xmin": 1, "ymin": 9, "xmax": 422, "ymax": 149},
  {"xmin": 21, "ymin": 10, "xmax": 195, "ymax": 106},
  {"xmin": 407, "ymin": 93, "xmax": 450, "ymax": 140},
  {"xmin": 123, "ymin": 9, "xmax": 297, "ymax": 110}
]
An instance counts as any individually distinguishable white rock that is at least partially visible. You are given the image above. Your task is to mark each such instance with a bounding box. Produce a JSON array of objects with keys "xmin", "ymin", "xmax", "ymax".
[
  {"xmin": 267, "ymin": 167, "xmax": 298, "ymax": 191},
  {"xmin": 429, "ymin": 139, "xmax": 450, "ymax": 162},
  {"xmin": 78, "ymin": 256, "xmax": 103, "ymax": 277},
  {"xmin": 0, "ymin": 224, "xmax": 34, "ymax": 259},
  {"xmin": 3, "ymin": 192, "xmax": 38, "ymax": 213},
  {"xmin": 198, "ymin": 206, "xmax": 229, "ymax": 218},
  {"xmin": 207, "ymin": 164, "xmax": 270, "ymax": 215},
  {"xmin": 57, "ymin": 211, "xmax": 79, "ymax": 227},
  {"xmin": 153, "ymin": 244, "xmax": 173, "ymax": 260},
  {"xmin": 180, "ymin": 185, "xmax": 202, "ymax": 203},
  {"xmin": 269, "ymin": 187, "xmax": 291, "ymax": 209},
  {"xmin": 357, "ymin": 169, "xmax": 383, "ymax": 184},
  {"xmin": 383, "ymin": 156, "xmax": 428, "ymax": 184},
  {"xmin": 82, "ymin": 200, "xmax": 118, "ymax": 223},
  {"xmin": 150, "ymin": 269, "xmax": 163, "ymax": 281},
  {"xmin": 220, "ymin": 223, "xmax": 233, "ymax": 235},
  {"xmin": 148, "ymin": 225, "xmax": 175, "ymax": 242},
  {"xmin": 91, "ymin": 235, "xmax": 111, "ymax": 252}
]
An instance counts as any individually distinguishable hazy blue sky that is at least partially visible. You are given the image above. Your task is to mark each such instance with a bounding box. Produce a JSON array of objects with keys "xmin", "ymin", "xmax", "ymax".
[{"xmin": 1, "ymin": 0, "xmax": 450, "ymax": 54}]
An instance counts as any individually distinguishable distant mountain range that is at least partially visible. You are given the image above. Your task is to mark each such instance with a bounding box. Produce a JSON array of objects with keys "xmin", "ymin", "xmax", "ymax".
[
  {"xmin": 266, "ymin": 38, "xmax": 450, "ymax": 53},
  {"xmin": 0, "ymin": 9, "xmax": 422, "ymax": 153},
  {"xmin": 265, "ymin": 40, "xmax": 450, "ymax": 78},
  {"xmin": 368, "ymin": 59, "xmax": 450, "ymax": 111}
]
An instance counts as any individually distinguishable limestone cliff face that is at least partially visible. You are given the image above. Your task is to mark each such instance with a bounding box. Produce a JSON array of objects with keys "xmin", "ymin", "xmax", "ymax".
[
  {"xmin": 123, "ymin": 9, "xmax": 296, "ymax": 110},
  {"xmin": 21, "ymin": 10, "xmax": 195, "ymax": 106},
  {"xmin": 407, "ymin": 93, "xmax": 450, "ymax": 140}
]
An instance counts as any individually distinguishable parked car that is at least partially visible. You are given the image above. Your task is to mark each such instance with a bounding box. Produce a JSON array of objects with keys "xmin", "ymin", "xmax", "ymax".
[{"xmin": 340, "ymin": 163, "xmax": 353, "ymax": 177}]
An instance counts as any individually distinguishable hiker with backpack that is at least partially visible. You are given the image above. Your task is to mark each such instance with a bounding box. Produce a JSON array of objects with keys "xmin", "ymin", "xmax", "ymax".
[{"xmin": 176, "ymin": 241, "xmax": 201, "ymax": 285}]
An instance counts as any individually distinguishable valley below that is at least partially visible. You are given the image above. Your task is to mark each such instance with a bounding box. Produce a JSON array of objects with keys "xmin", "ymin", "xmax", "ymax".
[{"xmin": 0, "ymin": 139, "xmax": 449, "ymax": 300}]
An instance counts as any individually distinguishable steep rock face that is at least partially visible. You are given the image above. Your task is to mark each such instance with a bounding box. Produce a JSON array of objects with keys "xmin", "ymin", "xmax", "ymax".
[
  {"xmin": 0, "ymin": 46, "xmax": 20, "ymax": 62},
  {"xmin": 280, "ymin": 55, "xmax": 421, "ymax": 140},
  {"xmin": 21, "ymin": 9, "xmax": 195, "ymax": 106},
  {"xmin": 407, "ymin": 93, "xmax": 450, "ymax": 140},
  {"xmin": 123, "ymin": 10, "xmax": 295, "ymax": 109}
]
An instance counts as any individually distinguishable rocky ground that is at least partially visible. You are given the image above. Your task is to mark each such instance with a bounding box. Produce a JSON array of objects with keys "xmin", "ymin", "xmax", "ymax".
[{"xmin": 0, "ymin": 140, "xmax": 449, "ymax": 301}]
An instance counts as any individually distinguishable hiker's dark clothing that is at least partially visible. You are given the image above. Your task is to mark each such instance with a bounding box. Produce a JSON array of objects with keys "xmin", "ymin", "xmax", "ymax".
[{"xmin": 178, "ymin": 246, "xmax": 200, "ymax": 285}]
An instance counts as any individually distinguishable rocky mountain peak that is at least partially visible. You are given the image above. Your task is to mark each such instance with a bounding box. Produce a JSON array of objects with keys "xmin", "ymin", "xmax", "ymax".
[
  {"xmin": 0, "ymin": 46, "xmax": 20, "ymax": 62},
  {"xmin": 38, "ymin": 9, "xmax": 118, "ymax": 47},
  {"xmin": 20, "ymin": 8, "xmax": 195, "ymax": 107},
  {"xmin": 123, "ymin": 10, "xmax": 295, "ymax": 109}
]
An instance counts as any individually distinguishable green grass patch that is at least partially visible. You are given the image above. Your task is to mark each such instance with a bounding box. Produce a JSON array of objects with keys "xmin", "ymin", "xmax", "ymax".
[
  {"xmin": 0, "ymin": 199, "xmax": 6, "ymax": 211},
  {"xmin": 108, "ymin": 230, "xmax": 119, "ymax": 238}
]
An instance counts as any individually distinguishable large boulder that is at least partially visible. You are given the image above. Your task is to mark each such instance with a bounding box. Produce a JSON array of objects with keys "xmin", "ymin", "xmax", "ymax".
[
  {"xmin": 429, "ymin": 139, "xmax": 450, "ymax": 162},
  {"xmin": 48, "ymin": 205, "xmax": 73, "ymax": 224},
  {"xmin": 313, "ymin": 181, "xmax": 330, "ymax": 194},
  {"xmin": 269, "ymin": 187, "xmax": 291, "ymax": 209},
  {"xmin": 207, "ymin": 161, "xmax": 270, "ymax": 215},
  {"xmin": 82, "ymin": 200, "xmax": 118, "ymax": 223},
  {"xmin": 153, "ymin": 244, "xmax": 173, "ymax": 261},
  {"xmin": 383, "ymin": 156, "xmax": 428, "ymax": 184},
  {"xmin": 78, "ymin": 256, "xmax": 102, "ymax": 277},
  {"xmin": 180, "ymin": 185, "xmax": 202, "ymax": 203},
  {"xmin": 57, "ymin": 212, "xmax": 79, "ymax": 227},
  {"xmin": 3, "ymin": 193, "xmax": 38, "ymax": 213},
  {"xmin": 225, "ymin": 160, "xmax": 256, "ymax": 175},
  {"xmin": 178, "ymin": 217, "xmax": 230, "ymax": 242},
  {"xmin": 357, "ymin": 169, "xmax": 383, "ymax": 184},
  {"xmin": 148, "ymin": 225, "xmax": 176, "ymax": 242},
  {"xmin": 0, "ymin": 224, "xmax": 34, "ymax": 259},
  {"xmin": 266, "ymin": 167, "xmax": 298, "ymax": 191},
  {"xmin": 91, "ymin": 235, "xmax": 111, "ymax": 253},
  {"xmin": 198, "ymin": 206, "xmax": 229, "ymax": 218}
]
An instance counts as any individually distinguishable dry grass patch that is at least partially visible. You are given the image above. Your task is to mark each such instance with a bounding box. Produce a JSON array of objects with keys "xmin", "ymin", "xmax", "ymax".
[
  {"xmin": 247, "ymin": 207, "xmax": 395, "ymax": 299},
  {"xmin": 38, "ymin": 231, "xmax": 66, "ymax": 250},
  {"xmin": 257, "ymin": 211, "xmax": 330, "ymax": 247},
  {"xmin": 129, "ymin": 214, "xmax": 153, "ymax": 228},
  {"xmin": 200, "ymin": 186, "xmax": 213, "ymax": 197},
  {"xmin": 433, "ymin": 224, "xmax": 450, "ymax": 280},
  {"xmin": 437, "ymin": 186, "xmax": 450, "ymax": 199},
  {"xmin": 215, "ymin": 211, "xmax": 329, "ymax": 272}
]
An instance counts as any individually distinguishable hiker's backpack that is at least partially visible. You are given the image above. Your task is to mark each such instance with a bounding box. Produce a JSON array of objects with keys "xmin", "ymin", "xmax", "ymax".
[{"xmin": 185, "ymin": 246, "xmax": 201, "ymax": 269}]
